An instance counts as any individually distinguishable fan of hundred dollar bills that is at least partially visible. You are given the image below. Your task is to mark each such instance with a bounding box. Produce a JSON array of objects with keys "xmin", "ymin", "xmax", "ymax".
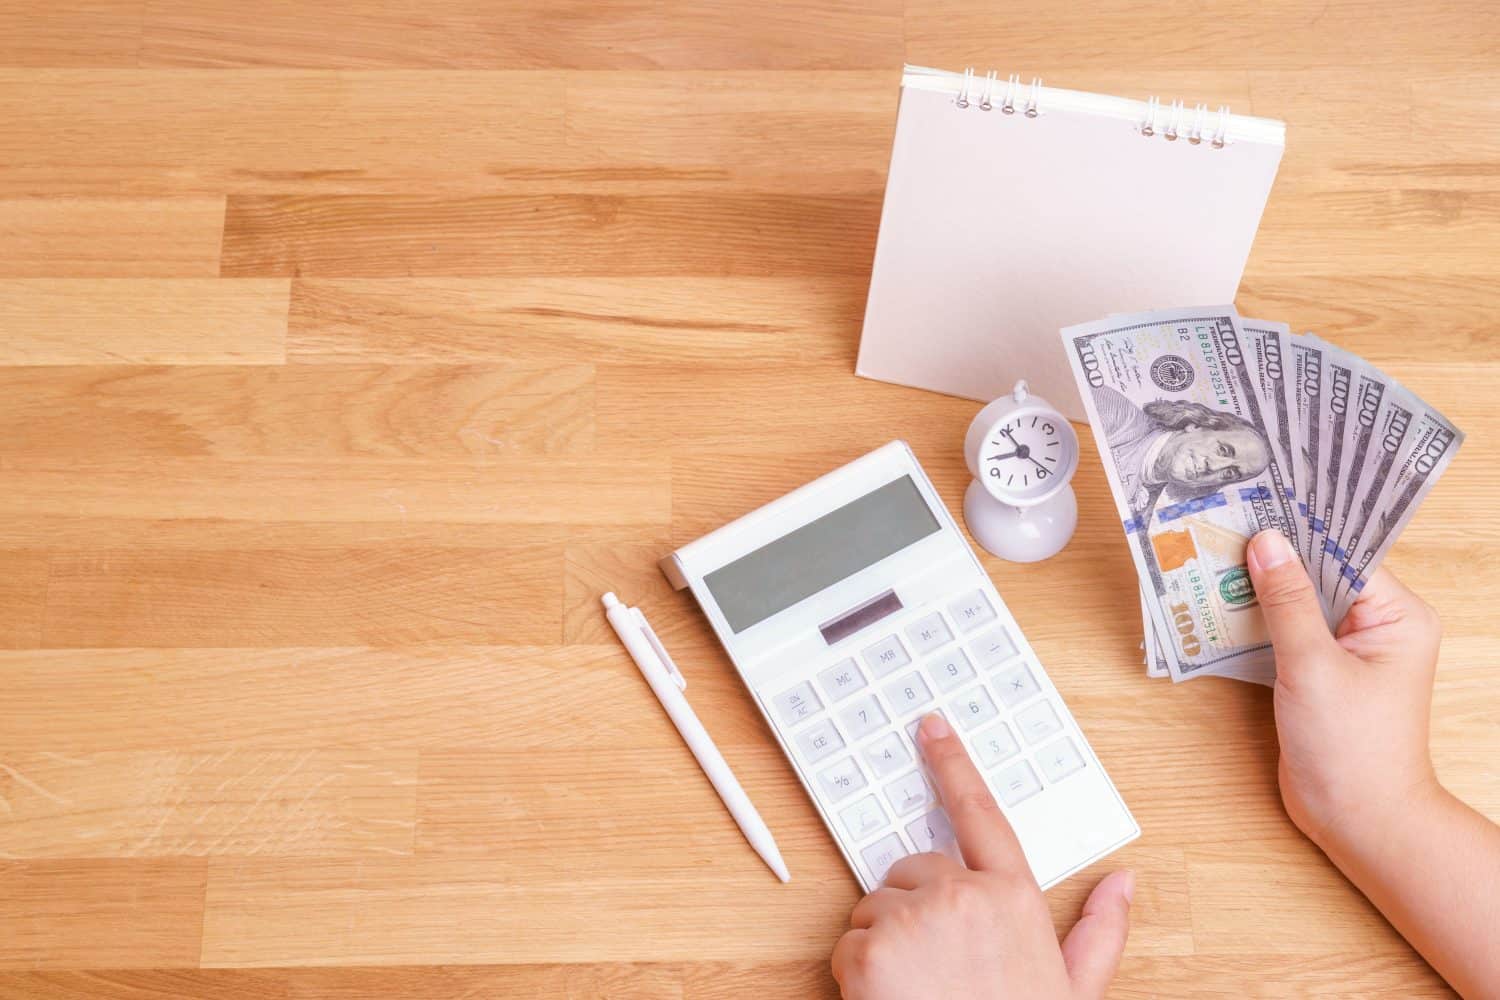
[{"xmin": 1061, "ymin": 306, "xmax": 1463, "ymax": 686}]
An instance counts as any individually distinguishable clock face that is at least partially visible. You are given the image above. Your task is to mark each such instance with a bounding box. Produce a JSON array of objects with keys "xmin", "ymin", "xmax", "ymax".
[{"xmin": 979, "ymin": 408, "xmax": 1078, "ymax": 506}]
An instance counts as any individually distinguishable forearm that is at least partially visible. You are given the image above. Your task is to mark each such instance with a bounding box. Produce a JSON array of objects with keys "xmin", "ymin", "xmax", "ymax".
[{"xmin": 1314, "ymin": 783, "xmax": 1500, "ymax": 999}]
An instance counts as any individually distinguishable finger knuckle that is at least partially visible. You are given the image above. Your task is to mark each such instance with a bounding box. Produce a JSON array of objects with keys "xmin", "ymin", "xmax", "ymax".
[
  {"xmin": 1256, "ymin": 571, "xmax": 1315, "ymax": 611},
  {"xmin": 832, "ymin": 932, "xmax": 877, "ymax": 983}
]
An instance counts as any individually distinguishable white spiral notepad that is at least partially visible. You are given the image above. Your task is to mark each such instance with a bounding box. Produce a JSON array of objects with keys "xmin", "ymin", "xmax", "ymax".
[{"xmin": 857, "ymin": 66, "xmax": 1285, "ymax": 423}]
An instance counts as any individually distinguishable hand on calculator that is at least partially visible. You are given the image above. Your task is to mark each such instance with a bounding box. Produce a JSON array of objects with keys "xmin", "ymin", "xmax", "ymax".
[{"xmin": 832, "ymin": 713, "xmax": 1134, "ymax": 1000}]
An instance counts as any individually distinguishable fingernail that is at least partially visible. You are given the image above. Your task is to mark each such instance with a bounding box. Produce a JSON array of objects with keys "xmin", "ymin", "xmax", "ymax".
[
  {"xmin": 1120, "ymin": 869, "xmax": 1136, "ymax": 905},
  {"xmin": 918, "ymin": 712, "xmax": 952, "ymax": 743},
  {"xmin": 1250, "ymin": 530, "xmax": 1295, "ymax": 572}
]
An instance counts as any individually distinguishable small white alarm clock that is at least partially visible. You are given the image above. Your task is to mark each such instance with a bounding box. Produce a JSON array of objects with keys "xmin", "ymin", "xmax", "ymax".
[{"xmin": 962, "ymin": 380, "xmax": 1080, "ymax": 562}]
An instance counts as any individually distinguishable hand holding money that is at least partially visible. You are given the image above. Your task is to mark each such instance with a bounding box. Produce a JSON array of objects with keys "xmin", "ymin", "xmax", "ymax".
[{"xmin": 1060, "ymin": 307, "xmax": 1462, "ymax": 686}]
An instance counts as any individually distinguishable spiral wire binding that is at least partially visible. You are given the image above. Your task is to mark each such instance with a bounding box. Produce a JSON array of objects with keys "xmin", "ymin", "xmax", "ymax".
[
  {"xmin": 1140, "ymin": 94, "xmax": 1231, "ymax": 147},
  {"xmin": 950, "ymin": 68, "xmax": 1232, "ymax": 145},
  {"xmin": 979, "ymin": 70, "xmax": 997, "ymax": 111}
]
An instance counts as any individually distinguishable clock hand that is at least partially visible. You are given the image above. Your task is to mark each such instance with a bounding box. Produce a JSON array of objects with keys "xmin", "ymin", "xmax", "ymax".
[{"xmin": 986, "ymin": 451, "xmax": 1019, "ymax": 462}]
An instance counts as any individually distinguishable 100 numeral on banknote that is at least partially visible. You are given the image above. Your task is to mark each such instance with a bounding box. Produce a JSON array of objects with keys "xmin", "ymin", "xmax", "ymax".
[{"xmin": 1064, "ymin": 309, "xmax": 1298, "ymax": 680}]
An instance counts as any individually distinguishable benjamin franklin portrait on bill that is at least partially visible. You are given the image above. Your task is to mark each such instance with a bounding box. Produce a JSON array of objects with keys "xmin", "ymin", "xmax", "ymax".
[{"xmin": 1091, "ymin": 386, "xmax": 1272, "ymax": 516}]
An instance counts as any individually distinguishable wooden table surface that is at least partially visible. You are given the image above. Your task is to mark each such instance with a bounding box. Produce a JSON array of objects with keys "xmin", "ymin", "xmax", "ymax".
[{"xmin": 2, "ymin": 2, "xmax": 1497, "ymax": 997}]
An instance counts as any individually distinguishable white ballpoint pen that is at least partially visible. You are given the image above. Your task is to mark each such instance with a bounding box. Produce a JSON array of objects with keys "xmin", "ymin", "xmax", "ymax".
[{"xmin": 602, "ymin": 592, "xmax": 791, "ymax": 883}]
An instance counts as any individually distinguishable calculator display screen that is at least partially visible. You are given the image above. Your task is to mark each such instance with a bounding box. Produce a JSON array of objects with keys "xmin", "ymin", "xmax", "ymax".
[{"xmin": 704, "ymin": 475, "xmax": 940, "ymax": 633}]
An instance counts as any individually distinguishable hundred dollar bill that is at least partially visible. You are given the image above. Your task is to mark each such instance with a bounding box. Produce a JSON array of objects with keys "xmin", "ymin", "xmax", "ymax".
[
  {"xmin": 1321, "ymin": 374, "xmax": 1409, "ymax": 603},
  {"xmin": 1330, "ymin": 400, "xmax": 1463, "ymax": 617},
  {"xmin": 1317, "ymin": 366, "xmax": 1383, "ymax": 592},
  {"xmin": 1287, "ymin": 336, "xmax": 1327, "ymax": 569},
  {"xmin": 1064, "ymin": 307, "xmax": 1298, "ymax": 681},
  {"xmin": 1308, "ymin": 339, "xmax": 1355, "ymax": 611},
  {"xmin": 1243, "ymin": 320, "xmax": 1304, "ymax": 555}
]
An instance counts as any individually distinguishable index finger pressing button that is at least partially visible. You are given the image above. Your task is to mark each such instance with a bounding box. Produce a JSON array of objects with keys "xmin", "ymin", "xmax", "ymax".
[{"xmin": 917, "ymin": 717, "xmax": 1027, "ymax": 874}]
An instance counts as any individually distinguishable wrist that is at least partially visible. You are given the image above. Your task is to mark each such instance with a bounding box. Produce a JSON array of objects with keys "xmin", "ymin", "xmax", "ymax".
[{"xmin": 1304, "ymin": 771, "xmax": 1447, "ymax": 861}]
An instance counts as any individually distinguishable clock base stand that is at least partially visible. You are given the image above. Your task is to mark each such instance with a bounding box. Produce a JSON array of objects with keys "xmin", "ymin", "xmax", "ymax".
[{"xmin": 962, "ymin": 480, "xmax": 1077, "ymax": 563}]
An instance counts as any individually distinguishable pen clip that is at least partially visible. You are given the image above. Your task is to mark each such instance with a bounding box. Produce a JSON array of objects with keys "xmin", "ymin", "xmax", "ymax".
[{"xmin": 632, "ymin": 607, "xmax": 687, "ymax": 691}]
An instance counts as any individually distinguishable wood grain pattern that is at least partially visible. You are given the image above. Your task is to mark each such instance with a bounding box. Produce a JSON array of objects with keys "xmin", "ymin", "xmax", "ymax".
[
  {"xmin": 0, "ymin": 751, "xmax": 417, "ymax": 859},
  {"xmin": 137, "ymin": 1, "xmax": 905, "ymax": 70},
  {"xmin": 1, "ymin": 0, "xmax": 1495, "ymax": 995},
  {"xmin": 0, "ymin": 279, "xmax": 288, "ymax": 365},
  {"xmin": 0, "ymin": 364, "xmax": 594, "ymax": 455},
  {"xmin": 0, "ymin": 199, "xmax": 225, "ymax": 276},
  {"xmin": 0, "ymin": 1, "xmax": 143, "ymax": 67},
  {"xmin": 220, "ymin": 194, "xmax": 881, "ymax": 277}
]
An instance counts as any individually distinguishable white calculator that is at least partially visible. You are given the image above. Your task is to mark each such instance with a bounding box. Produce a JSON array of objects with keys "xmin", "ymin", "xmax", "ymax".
[{"xmin": 661, "ymin": 441, "xmax": 1137, "ymax": 891}]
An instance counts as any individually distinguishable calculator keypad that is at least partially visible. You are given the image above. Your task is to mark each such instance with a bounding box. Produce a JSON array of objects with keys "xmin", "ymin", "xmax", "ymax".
[
  {"xmin": 1036, "ymin": 737, "xmax": 1086, "ymax": 783},
  {"xmin": 842, "ymin": 795, "xmax": 888, "ymax": 840},
  {"xmin": 772, "ymin": 681, "xmax": 822, "ymax": 728},
  {"xmin": 838, "ymin": 694, "xmax": 889, "ymax": 742},
  {"xmin": 926, "ymin": 649, "xmax": 976, "ymax": 694},
  {"xmin": 973, "ymin": 722, "xmax": 1019, "ymax": 768},
  {"xmin": 950, "ymin": 685, "xmax": 1001, "ymax": 731},
  {"xmin": 883, "ymin": 672, "xmax": 934, "ymax": 715},
  {"xmin": 906, "ymin": 809, "xmax": 958, "ymax": 858},
  {"xmin": 819, "ymin": 755, "xmax": 868, "ymax": 803},
  {"xmin": 762, "ymin": 585, "xmax": 1095, "ymax": 888},
  {"xmin": 863, "ymin": 733, "xmax": 911, "ymax": 778},
  {"xmin": 968, "ymin": 627, "xmax": 1019, "ymax": 669},
  {"xmin": 947, "ymin": 590, "xmax": 996, "ymax": 632},
  {"xmin": 795, "ymin": 718, "xmax": 845, "ymax": 764},
  {"xmin": 818, "ymin": 658, "xmax": 867, "ymax": 703},
  {"xmin": 861, "ymin": 635, "xmax": 911, "ymax": 678},
  {"xmin": 861, "ymin": 834, "xmax": 908, "ymax": 882},
  {"xmin": 993, "ymin": 662, "xmax": 1041, "ymax": 708},
  {"xmin": 885, "ymin": 770, "xmax": 934, "ymax": 817},
  {"xmin": 904, "ymin": 612, "xmax": 953, "ymax": 655},
  {"xmin": 1015, "ymin": 700, "xmax": 1063, "ymax": 746}
]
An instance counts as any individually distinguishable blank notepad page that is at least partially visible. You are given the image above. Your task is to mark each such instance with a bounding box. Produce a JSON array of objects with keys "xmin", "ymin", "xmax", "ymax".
[{"xmin": 857, "ymin": 67, "xmax": 1285, "ymax": 423}]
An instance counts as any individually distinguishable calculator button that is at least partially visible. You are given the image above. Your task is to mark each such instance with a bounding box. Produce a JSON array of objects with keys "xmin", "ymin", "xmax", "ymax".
[
  {"xmin": 818, "ymin": 658, "xmax": 867, "ymax": 703},
  {"xmin": 972, "ymin": 723, "xmax": 1020, "ymax": 769},
  {"xmin": 949, "ymin": 685, "xmax": 1000, "ymax": 732},
  {"xmin": 1015, "ymin": 700, "xmax": 1064, "ymax": 746},
  {"xmin": 861, "ymin": 833, "xmax": 908, "ymax": 882},
  {"xmin": 1035, "ymin": 737, "xmax": 1086, "ymax": 784},
  {"xmin": 861, "ymin": 635, "xmax": 911, "ymax": 678},
  {"xmin": 926, "ymin": 649, "xmax": 976, "ymax": 694},
  {"xmin": 795, "ymin": 717, "xmax": 846, "ymax": 763},
  {"xmin": 841, "ymin": 794, "xmax": 888, "ymax": 841},
  {"xmin": 993, "ymin": 662, "xmax": 1041, "ymax": 707},
  {"xmin": 994, "ymin": 760, "xmax": 1042, "ymax": 806},
  {"xmin": 906, "ymin": 809, "xmax": 959, "ymax": 858},
  {"xmin": 947, "ymin": 590, "xmax": 997, "ymax": 633},
  {"xmin": 838, "ymin": 693, "xmax": 889, "ymax": 742},
  {"xmin": 771, "ymin": 681, "xmax": 823, "ymax": 728},
  {"xmin": 904, "ymin": 709, "xmax": 948, "ymax": 745},
  {"xmin": 884, "ymin": 771, "xmax": 934, "ymax": 817},
  {"xmin": 968, "ymin": 626, "xmax": 1019, "ymax": 669},
  {"xmin": 818, "ymin": 755, "xmax": 868, "ymax": 804},
  {"xmin": 883, "ymin": 672, "xmax": 934, "ymax": 717},
  {"xmin": 863, "ymin": 732, "xmax": 912, "ymax": 779},
  {"xmin": 904, "ymin": 612, "xmax": 954, "ymax": 656}
]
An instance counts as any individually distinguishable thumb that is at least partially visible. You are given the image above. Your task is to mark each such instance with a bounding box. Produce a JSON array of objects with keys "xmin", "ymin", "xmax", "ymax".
[
  {"xmin": 1061, "ymin": 869, "xmax": 1133, "ymax": 999},
  {"xmin": 1246, "ymin": 530, "xmax": 1337, "ymax": 668}
]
